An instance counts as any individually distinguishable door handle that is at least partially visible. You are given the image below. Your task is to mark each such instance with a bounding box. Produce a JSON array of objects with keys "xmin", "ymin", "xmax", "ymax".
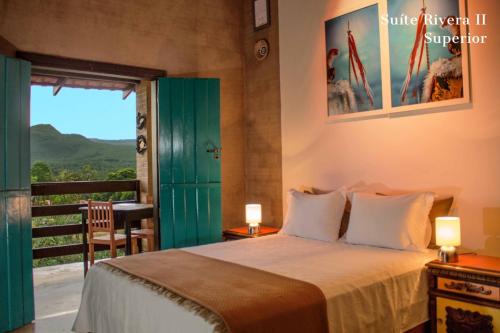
[{"xmin": 206, "ymin": 147, "xmax": 222, "ymax": 159}]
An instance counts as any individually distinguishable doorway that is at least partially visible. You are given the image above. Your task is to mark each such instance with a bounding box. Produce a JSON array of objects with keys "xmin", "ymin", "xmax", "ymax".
[
  {"xmin": 1, "ymin": 52, "xmax": 223, "ymax": 333},
  {"xmin": 30, "ymin": 85, "xmax": 137, "ymax": 331},
  {"xmin": 1, "ymin": 52, "xmax": 165, "ymax": 333}
]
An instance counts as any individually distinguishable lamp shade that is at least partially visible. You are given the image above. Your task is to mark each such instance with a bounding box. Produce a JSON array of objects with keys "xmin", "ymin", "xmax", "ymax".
[
  {"xmin": 245, "ymin": 204, "xmax": 262, "ymax": 226},
  {"xmin": 435, "ymin": 217, "xmax": 461, "ymax": 246}
]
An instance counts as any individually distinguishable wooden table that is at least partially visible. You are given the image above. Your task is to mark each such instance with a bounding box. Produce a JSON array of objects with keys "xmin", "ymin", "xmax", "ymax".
[
  {"xmin": 222, "ymin": 226, "xmax": 280, "ymax": 241},
  {"xmin": 80, "ymin": 203, "xmax": 154, "ymax": 274}
]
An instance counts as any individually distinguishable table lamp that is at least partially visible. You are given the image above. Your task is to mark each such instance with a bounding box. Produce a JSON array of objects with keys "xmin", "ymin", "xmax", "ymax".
[
  {"xmin": 246, "ymin": 204, "xmax": 262, "ymax": 235},
  {"xmin": 436, "ymin": 217, "xmax": 461, "ymax": 263}
]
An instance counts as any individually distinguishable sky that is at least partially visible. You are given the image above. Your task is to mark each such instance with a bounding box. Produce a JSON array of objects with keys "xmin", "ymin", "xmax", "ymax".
[
  {"xmin": 388, "ymin": 0, "xmax": 460, "ymax": 107},
  {"xmin": 31, "ymin": 86, "xmax": 136, "ymax": 140},
  {"xmin": 325, "ymin": 4, "xmax": 383, "ymax": 111}
]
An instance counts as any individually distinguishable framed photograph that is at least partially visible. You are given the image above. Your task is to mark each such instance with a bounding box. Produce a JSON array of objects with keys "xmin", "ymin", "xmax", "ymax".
[
  {"xmin": 387, "ymin": 0, "xmax": 470, "ymax": 114},
  {"xmin": 325, "ymin": 4, "xmax": 384, "ymax": 121},
  {"xmin": 253, "ymin": 0, "xmax": 270, "ymax": 30}
]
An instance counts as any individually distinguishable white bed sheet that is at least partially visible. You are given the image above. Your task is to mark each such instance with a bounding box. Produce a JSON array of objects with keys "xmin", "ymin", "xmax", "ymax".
[{"xmin": 73, "ymin": 235, "xmax": 436, "ymax": 333}]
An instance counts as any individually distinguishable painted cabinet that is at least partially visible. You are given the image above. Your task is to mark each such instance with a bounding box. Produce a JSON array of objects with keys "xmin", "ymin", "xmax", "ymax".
[
  {"xmin": 157, "ymin": 78, "xmax": 222, "ymax": 249},
  {"xmin": 427, "ymin": 257, "xmax": 500, "ymax": 333},
  {"xmin": 0, "ymin": 55, "xmax": 34, "ymax": 332},
  {"xmin": 436, "ymin": 297, "xmax": 499, "ymax": 333}
]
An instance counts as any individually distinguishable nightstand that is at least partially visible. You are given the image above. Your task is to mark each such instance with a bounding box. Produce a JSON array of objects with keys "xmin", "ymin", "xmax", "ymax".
[
  {"xmin": 426, "ymin": 254, "xmax": 500, "ymax": 333},
  {"xmin": 222, "ymin": 226, "xmax": 280, "ymax": 241}
]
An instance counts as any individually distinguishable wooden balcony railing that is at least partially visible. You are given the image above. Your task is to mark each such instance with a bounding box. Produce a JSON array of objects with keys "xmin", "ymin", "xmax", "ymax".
[{"xmin": 31, "ymin": 180, "xmax": 140, "ymax": 260}]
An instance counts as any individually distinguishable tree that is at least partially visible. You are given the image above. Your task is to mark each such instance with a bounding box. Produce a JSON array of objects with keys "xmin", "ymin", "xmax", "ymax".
[
  {"xmin": 99, "ymin": 168, "xmax": 138, "ymax": 201},
  {"xmin": 56, "ymin": 169, "xmax": 82, "ymax": 181},
  {"xmin": 31, "ymin": 161, "xmax": 53, "ymax": 183},
  {"xmin": 107, "ymin": 168, "xmax": 136, "ymax": 180},
  {"xmin": 80, "ymin": 164, "xmax": 97, "ymax": 181}
]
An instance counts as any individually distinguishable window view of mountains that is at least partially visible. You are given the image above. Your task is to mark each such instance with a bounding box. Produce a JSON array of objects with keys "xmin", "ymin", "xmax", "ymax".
[
  {"xmin": 30, "ymin": 124, "xmax": 136, "ymax": 181},
  {"xmin": 30, "ymin": 124, "xmax": 138, "ymax": 266}
]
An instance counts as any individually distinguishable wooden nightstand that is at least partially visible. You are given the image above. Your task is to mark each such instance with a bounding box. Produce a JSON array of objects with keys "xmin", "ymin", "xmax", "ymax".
[
  {"xmin": 222, "ymin": 226, "xmax": 280, "ymax": 241},
  {"xmin": 426, "ymin": 254, "xmax": 500, "ymax": 333}
]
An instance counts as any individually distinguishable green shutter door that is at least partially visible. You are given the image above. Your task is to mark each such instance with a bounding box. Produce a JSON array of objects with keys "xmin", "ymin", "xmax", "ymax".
[
  {"xmin": 157, "ymin": 78, "xmax": 221, "ymax": 249},
  {"xmin": 0, "ymin": 55, "xmax": 34, "ymax": 332}
]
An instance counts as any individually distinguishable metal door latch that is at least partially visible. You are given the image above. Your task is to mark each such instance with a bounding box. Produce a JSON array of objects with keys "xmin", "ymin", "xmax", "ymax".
[{"xmin": 206, "ymin": 147, "xmax": 222, "ymax": 159}]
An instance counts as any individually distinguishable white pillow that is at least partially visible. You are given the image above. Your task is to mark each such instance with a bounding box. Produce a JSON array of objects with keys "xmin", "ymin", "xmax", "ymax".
[
  {"xmin": 345, "ymin": 192, "xmax": 434, "ymax": 250},
  {"xmin": 280, "ymin": 188, "xmax": 346, "ymax": 242}
]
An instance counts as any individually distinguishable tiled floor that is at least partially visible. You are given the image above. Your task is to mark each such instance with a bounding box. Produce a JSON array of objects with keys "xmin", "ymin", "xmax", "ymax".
[{"xmin": 12, "ymin": 262, "xmax": 84, "ymax": 333}]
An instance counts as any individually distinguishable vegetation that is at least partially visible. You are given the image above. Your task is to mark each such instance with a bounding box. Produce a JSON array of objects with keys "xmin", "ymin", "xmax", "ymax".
[
  {"xmin": 31, "ymin": 124, "xmax": 135, "ymax": 178},
  {"xmin": 31, "ymin": 125, "xmax": 137, "ymax": 268}
]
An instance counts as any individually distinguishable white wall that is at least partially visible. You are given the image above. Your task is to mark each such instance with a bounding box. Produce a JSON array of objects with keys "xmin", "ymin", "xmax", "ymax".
[{"xmin": 279, "ymin": 0, "xmax": 499, "ymax": 255}]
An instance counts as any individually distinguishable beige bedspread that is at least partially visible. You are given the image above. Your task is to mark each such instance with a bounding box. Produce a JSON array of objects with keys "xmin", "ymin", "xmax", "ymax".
[
  {"xmin": 100, "ymin": 249, "xmax": 328, "ymax": 333},
  {"xmin": 73, "ymin": 235, "xmax": 436, "ymax": 333}
]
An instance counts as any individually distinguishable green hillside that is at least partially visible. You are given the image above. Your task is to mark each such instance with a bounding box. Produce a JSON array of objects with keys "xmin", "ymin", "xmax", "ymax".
[
  {"xmin": 90, "ymin": 138, "xmax": 136, "ymax": 145},
  {"xmin": 30, "ymin": 124, "xmax": 135, "ymax": 177}
]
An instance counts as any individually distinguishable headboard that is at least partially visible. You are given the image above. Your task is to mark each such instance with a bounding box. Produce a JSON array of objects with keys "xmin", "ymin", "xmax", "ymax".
[{"xmin": 427, "ymin": 196, "xmax": 454, "ymax": 248}]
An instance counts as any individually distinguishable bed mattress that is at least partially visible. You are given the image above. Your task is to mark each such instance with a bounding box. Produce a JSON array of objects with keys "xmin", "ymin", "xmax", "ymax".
[{"xmin": 73, "ymin": 234, "xmax": 436, "ymax": 333}]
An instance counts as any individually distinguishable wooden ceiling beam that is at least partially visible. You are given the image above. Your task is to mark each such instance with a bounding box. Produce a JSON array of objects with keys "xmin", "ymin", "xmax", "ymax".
[
  {"xmin": 17, "ymin": 51, "xmax": 166, "ymax": 80},
  {"xmin": 122, "ymin": 85, "xmax": 135, "ymax": 100},
  {"xmin": 52, "ymin": 77, "xmax": 66, "ymax": 96},
  {"xmin": 0, "ymin": 35, "xmax": 17, "ymax": 57},
  {"xmin": 32, "ymin": 68, "xmax": 140, "ymax": 85}
]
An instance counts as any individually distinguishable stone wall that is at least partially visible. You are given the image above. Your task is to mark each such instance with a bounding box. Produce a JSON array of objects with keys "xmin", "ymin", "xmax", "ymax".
[
  {"xmin": 135, "ymin": 81, "xmax": 152, "ymax": 205},
  {"xmin": 0, "ymin": 0, "xmax": 248, "ymax": 229},
  {"xmin": 242, "ymin": 0, "xmax": 283, "ymax": 227}
]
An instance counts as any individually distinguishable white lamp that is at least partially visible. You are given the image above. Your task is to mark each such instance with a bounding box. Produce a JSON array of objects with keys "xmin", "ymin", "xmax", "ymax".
[
  {"xmin": 435, "ymin": 217, "xmax": 461, "ymax": 263},
  {"xmin": 245, "ymin": 204, "xmax": 262, "ymax": 235}
]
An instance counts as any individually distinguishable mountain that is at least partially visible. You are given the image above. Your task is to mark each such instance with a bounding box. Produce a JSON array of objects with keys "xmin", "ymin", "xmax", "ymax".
[
  {"xmin": 30, "ymin": 124, "xmax": 136, "ymax": 175},
  {"xmin": 90, "ymin": 138, "xmax": 136, "ymax": 146}
]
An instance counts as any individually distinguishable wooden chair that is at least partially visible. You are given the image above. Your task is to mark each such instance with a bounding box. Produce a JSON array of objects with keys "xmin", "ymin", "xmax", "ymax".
[
  {"xmin": 131, "ymin": 228, "xmax": 154, "ymax": 252},
  {"xmin": 130, "ymin": 195, "xmax": 155, "ymax": 252},
  {"xmin": 87, "ymin": 200, "xmax": 138, "ymax": 265}
]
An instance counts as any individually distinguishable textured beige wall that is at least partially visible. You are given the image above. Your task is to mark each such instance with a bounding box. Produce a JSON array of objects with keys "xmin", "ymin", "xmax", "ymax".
[
  {"xmin": 135, "ymin": 81, "xmax": 154, "ymax": 247},
  {"xmin": 243, "ymin": 0, "xmax": 283, "ymax": 227},
  {"xmin": 279, "ymin": 0, "xmax": 500, "ymax": 255},
  {"xmin": 0, "ymin": 0, "xmax": 246, "ymax": 229},
  {"xmin": 136, "ymin": 81, "xmax": 152, "ymax": 205}
]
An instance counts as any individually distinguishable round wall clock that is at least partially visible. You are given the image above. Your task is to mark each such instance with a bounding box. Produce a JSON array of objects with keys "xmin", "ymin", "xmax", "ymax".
[{"xmin": 254, "ymin": 39, "xmax": 269, "ymax": 61}]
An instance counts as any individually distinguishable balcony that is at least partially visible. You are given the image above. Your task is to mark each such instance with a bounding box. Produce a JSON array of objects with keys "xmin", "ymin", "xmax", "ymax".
[
  {"xmin": 12, "ymin": 180, "xmax": 148, "ymax": 332},
  {"xmin": 14, "ymin": 263, "xmax": 84, "ymax": 333},
  {"xmin": 31, "ymin": 180, "xmax": 142, "ymax": 265}
]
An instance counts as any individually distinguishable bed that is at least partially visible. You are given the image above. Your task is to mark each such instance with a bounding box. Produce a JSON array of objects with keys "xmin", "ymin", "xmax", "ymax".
[{"xmin": 73, "ymin": 234, "xmax": 436, "ymax": 333}]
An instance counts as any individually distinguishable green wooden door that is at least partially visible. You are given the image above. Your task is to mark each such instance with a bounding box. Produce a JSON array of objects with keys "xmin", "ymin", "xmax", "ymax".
[
  {"xmin": 0, "ymin": 55, "xmax": 34, "ymax": 332},
  {"xmin": 157, "ymin": 78, "xmax": 221, "ymax": 249}
]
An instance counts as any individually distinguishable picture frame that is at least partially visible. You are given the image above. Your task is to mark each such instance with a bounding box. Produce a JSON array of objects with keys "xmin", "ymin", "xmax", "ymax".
[
  {"xmin": 253, "ymin": 0, "xmax": 270, "ymax": 31},
  {"xmin": 324, "ymin": 0, "xmax": 471, "ymax": 123},
  {"xmin": 385, "ymin": 0, "xmax": 470, "ymax": 115},
  {"xmin": 325, "ymin": 2, "xmax": 385, "ymax": 122}
]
